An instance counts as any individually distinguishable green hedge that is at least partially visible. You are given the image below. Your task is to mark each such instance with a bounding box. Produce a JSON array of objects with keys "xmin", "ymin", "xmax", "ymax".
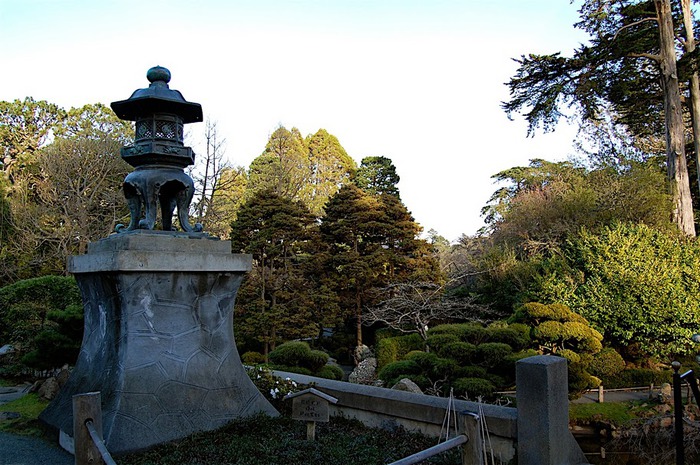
[{"xmin": 376, "ymin": 333, "xmax": 424, "ymax": 369}]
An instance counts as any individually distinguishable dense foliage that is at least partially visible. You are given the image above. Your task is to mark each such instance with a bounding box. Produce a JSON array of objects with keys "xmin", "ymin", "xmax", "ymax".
[{"xmin": 0, "ymin": 276, "xmax": 82, "ymax": 374}]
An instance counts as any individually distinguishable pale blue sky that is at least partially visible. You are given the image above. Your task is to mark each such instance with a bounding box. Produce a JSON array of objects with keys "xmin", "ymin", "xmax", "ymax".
[{"xmin": 0, "ymin": 1, "xmax": 587, "ymax": 241}]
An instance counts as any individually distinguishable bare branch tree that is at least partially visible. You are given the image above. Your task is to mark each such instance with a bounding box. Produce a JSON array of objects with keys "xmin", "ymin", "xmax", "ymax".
[{"xmin": 363, "ymin": 281, "xmax": 493, "ymax": 342}]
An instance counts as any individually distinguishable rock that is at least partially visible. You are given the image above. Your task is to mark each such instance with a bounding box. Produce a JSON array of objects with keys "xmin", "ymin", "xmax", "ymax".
[
  {"xmin": 0, "ymin": 411, "xmax": 20, "ymax": 420},
  {"xmin": 348, "ymin": 357, "xmax": 377, "ymax": 385},
  {"xmin": 658, "ymin": 383, "xmax": 673, "ymax": 404},
  {"xmin": 28, "ymin": 380, "xmax": 43, "ymax": 393},
  {"xmin": 391, "ymin": 378, "xmax": 423, "ymax": 394},
  {"xmin": 0, "ymin": 344, "xmax": 15, "ymax": 356},
  {"xmin": 353, "ymin": 345, "xmax": 373, "ymax": 364},
  {"xmin": 37, "ymin": 377, "xmax": 60, "ymax": 401},
  {"xmin": 56, "ymin": 367, "xmax": 71, "ymax": 387}
]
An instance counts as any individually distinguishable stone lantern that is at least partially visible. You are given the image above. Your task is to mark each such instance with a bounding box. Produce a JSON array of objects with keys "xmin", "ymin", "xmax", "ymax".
[
  {"xmin": 39, "ymin": 66, "xmax": 277, "ymax": 455},
  {"xmin": 111, "ymin": 66, "xmax": 203, "ymax": 233}
]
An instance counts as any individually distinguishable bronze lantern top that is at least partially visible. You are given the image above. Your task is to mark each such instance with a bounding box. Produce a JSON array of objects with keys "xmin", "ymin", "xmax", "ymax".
[{"xmin": 111, "ymin": 66, "xmax": 203, "ymax": 124}]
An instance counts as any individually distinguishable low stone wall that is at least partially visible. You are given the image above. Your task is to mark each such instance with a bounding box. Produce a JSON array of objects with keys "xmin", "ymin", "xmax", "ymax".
[
  {"xmin": 275, "ymin": 371, "xmax": 517, "ymax": 463},
  {"xmin": 276, "ymin": 355, "xmax": 591, "ymax": 465}
]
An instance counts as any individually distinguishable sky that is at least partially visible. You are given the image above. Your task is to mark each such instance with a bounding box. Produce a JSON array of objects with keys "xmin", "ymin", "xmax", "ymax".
[{"xmin": 0, "ymin": 0, "xmax": 589, "ymax": 242}]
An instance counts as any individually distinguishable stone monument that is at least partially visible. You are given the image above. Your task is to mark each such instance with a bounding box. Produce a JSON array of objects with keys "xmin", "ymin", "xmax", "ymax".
[{"xmin": 39, "ymin": 66, "xmax": 277, "ymax": 454}]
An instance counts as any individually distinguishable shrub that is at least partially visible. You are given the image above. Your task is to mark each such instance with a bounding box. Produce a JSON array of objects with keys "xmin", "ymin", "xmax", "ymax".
[
  {"xmin": 558, "ymin": 349, "xmax": 581, "ymax": 364},
  {"xmin": 268, "ymin": 342, "xmax": 329, "ymax": 374},
  {"xmin": 0, "ymin": 276, "xmax": 83, "ymax": 371},
  {"xmin": 269, "ymin": 342, "xmax": 311, "ymax": 367},
  {"xmin": 437, "ymin": 341, "xmax": 476, "ymax": 365},
  {"xmin": 429, "ymin": 358, "xmax": 460, "ymax": 380},
  {"xmin": 589, "ymin": 348, "xmax": 626, "ymax": 380},
  {"xmin": 377, "ymin": 360, "xmax": 421, "ymax": 385},
  {"xmin": 307, "ymin": 350, "xmax": 330, "ymax": 372},
  {"xmin": 405, "ymin": 351, "xmax": 438, "ymax": 370},
  {"xmin": 376, "ymin": 333, "xmax": 424, "ymax": 369},
  {"xmin": 425, "ymin": 333, "xmax": 459, "ymax": 352},
  {"xmin": 568, "ymin": 362, "xmax": 599, "ymax": 400},
  {"xmin": 452, "ymin": 377, "xmax": 495, "ymax": 399},
  {"xmin": 476, "ymin": 343, "xmax": 512, "ymax": 369},
  {"xmin": 316, "ymin": 365, "xmax": 345, "ymax": 380},
  {"xmin": 603, "ymin": 368, "xmax": 672, "ymax": 389},
  {"xmin": 487, "ymin": 326, "xmax": 530, "ymax": 351},
  {"xmin": 455, "ymin": 366, "xmax": 487, "ymax": 379},
  {"xmin": 274, "ymin": 366, "xmax": 314, "ymax": 376},
  {"xmin": 241, "ymin": 351, "xmax": 266, "ymax": 365},
  {"xmin": 245, "ymin": 366, "xmax": 303, "ymax": 413}
]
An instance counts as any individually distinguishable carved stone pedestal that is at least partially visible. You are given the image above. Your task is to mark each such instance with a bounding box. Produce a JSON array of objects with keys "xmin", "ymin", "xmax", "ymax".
[{"xmin": 40, "ymin": 232, "xmax": 277, "ymax": 454}]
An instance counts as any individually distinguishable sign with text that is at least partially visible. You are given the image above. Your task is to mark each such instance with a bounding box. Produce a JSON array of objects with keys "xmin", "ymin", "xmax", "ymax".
[{"xmin": 292, "ymin": 394, "xmax": 330, "ymax": 422}]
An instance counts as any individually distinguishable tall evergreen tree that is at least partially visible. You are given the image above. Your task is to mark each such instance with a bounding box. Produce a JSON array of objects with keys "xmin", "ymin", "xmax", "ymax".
[
  {"xmin": 503, "ymin": 0, "xmax": 697, "ymax": 235},
  {"xmin": 319, "ymin": 184, "xmax": 439, "ymax": 347},
  {"xmin": 230, "ymin": 190, "xmax": 319, "ymax": 357},
  {"xmin": 354, "ymin": 156, "xmax": 401, "ymax": 198}
]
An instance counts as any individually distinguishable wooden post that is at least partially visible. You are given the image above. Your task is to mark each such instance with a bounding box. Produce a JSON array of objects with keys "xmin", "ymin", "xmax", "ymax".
[
  {"xmin": 598, "ymin": 385, "xmax": 604, "ymax": 403},
  {"xmin": 461, "ymin": 412, "xmax": 483, "ymax": 465},
  {"xmin": 306, "ymin": 421, "xmax": 316, "ymax": 441},
  {"xmin": 73, "ymin": 392, "xmax": 104, "ymax": 465}
]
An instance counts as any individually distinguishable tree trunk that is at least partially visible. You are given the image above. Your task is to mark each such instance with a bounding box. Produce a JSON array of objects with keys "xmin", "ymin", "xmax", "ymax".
[
  {"xmin": 355, "ymin": 288, "xmax": 363, "ymax": 348},
  {"xmin": 681, "ymin": 0, "xmax": 700, "ymax": 199},
  {"xmin": 656, "ymin": 0, "xmax": 696, "ymax": 236}
]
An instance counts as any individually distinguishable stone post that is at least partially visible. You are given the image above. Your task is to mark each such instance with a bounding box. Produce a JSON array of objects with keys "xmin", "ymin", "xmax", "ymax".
[
  {"xmin": 516, "ymin": 355, "xmax": 588, "ymax": 465},
  {"xmin": 40, "ymin": 232, "xmax": 277, "ymax": 454}
]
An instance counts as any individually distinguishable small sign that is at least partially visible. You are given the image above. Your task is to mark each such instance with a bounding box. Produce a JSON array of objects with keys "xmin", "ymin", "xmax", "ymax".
[{"xmin": 285, "ymin": 388, "xmax": 339, "ymax": 440}]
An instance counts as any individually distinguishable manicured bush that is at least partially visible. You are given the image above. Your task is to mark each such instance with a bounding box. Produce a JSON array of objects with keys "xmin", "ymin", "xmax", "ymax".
[
  {"xmin": 307, "ymin": 350, "xmax": 330, "ymax": 372},
  {"xmin": 425, "ymin": 333, "xmax": 459, "ymax": 351},
  {"xmin": 274, "ymin": 365, "xmax": 314, "ymax": 376},
  {"xmin": 316, "ymin": 364, "xmax": 345, "ymax": 380},
  {"xmin": 405, "ymin": 351, "xmax": 439, "ymax": 370},
  {"xmin": 0, "ymin": 276, "xmax": 83, "ymax": 371},
  {"xmin": 437, "ymin": 341, "xmax": 476, "ymax": 365},
  {"xmin": 603, "ymin": 368, "xmax": 672, "ymax": 389},
  {"xmin": 589, "ymin": 348, "xmax": 626, "ymax": 380},
  {"xmin": 455, "ymin": 366, "xmax": 487, "ymax": 379},
  {"xmin": 452, "ymin": 377, "xmax": 495, "ymax": 399},
  {"xmin": 377, "ymin": 360, "xmax": 421, "ymax": 385},
  {"xmin": 429, "ymin": 358, "xmax": 460, "ymax": 380},
  {"xmin": 268, "ymin": 342, "xmax": 329, "ymax": 374},
  {"xmin": 269, "ymin": 342, "xmax": 311, "ymax": 367},
  {"xmin": 376, "ymin": 333, "xmax": 424, "ymax": 369},
  {"xmin": 241, "ymin": 351, "xmax": 266, "ymax": 365},
  {"xmin": 476, "ymin": 342, "xmax": 512, "ymax": 369},
  {"xmin": 487, "ymin": 326, "xmax": 530, "ymax": 351}
]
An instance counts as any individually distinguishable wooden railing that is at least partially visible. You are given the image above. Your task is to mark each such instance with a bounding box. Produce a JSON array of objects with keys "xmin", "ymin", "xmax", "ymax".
[
  {"xmin": 388, "ymin": 411, "xmax": 484, "ymax": 465},
  {"xmin": 73, "ymin": 392, "xmax": 117, "ymax": 465}
]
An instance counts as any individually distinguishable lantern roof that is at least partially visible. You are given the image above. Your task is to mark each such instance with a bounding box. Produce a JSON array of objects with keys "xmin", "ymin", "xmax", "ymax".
[{"xmin": 111, "ymin": 66, "xmax": 203, "ymax": 123}]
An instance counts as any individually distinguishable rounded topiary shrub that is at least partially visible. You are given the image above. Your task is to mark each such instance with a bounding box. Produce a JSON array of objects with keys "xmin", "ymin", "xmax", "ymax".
[
  {"xmin": 316, "ymin": 364, "xmax": 345, "ymax": 380},
  {"xmin": 429, "ymin": 357, "xmax": 460, "ymax": 380},
  {"xmin": 439, "ymin": 341, "xmax": 476, "ymax": 365},
  {"xmin": 455, "ymin": 365, "xmax": 487, "ymax": 379},
  {"xmin": 426, "ymin": 333, "xmax": 459, "ymax": 352},
  {"xmin": 487, "ymin": 326, "xmax": 530, "ymax": 351},
  {"xmin": 405, "ymin": 351, "xmax": 439, "ymax": 370},
  {"xmin": 452, "ymin": 377, "xmax": 495, "ymax": 399},
  {"xmin": 269, "ymin": 341, "xmax": 311, "ymax": 367},
  {"xmin": 306, "ymin": 350, "xmax": 330, "ymax": 372},
  {"xmin": 378, "ymin": 360, "xmax": 421, "ymax": 384},
  {"xmin": 476, "ymin": 342, "xmax": 512, "ymax": 368},
  {"xmin": 589, "ymin": 348, "xmax": 626, "ymax": 380},
  {"xmin": 241, "ymin": 351, "xmax": 266, "ymax": 365}
]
